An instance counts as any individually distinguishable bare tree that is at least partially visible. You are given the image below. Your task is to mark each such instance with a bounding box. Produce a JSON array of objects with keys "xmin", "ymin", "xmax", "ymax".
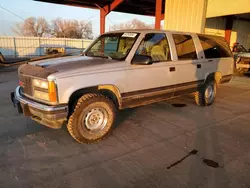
[
  {"xmin": 51, "ymin": 18, "xmax": 93, "ymax": 39},
  {"xmin": 110, "ymin": 19, "xmax": 153, "ymax": 31},
  {"xmin": 12, "ymin": 17, "xmax": 50, "ymax": 37}
]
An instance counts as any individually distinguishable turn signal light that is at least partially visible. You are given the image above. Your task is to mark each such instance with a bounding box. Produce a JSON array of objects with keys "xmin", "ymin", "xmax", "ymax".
[
  {"xmin": 48, "ymin": 81, "xmax": 57, "ymax": 102},
  {"xmin": 19, "ymin": 80, "xmax": 24, "ymax": 87}
]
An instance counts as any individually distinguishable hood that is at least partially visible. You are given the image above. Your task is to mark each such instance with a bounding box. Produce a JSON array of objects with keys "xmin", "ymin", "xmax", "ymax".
[
  {"xmin": 29, "ymin": 55, "xmax": 120, "ymax": 72},
  {"xmin": 23, "ymin": 55, "xmax": 126, "ymax": 79}
]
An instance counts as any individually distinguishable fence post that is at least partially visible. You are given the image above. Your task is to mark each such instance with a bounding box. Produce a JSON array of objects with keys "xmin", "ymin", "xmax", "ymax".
[
  {"xmin": 82, "ymin": 40, "xmax": 84, "ymax": 50},
  {"xmin": 65, "ymin": 39, "xmax": 67, "ymax": 54},
  {"xmin": 39, "ymin": 37, "xmax": 41, "ymax": 56},
  {"xmin": 13, "ymin": 37, "xmax": 17, "ymax": 58}
]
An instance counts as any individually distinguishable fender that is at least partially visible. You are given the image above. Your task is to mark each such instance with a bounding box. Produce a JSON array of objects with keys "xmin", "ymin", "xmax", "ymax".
[
  {"xmin": 67, "ymin": 84, "xmax": 122, "ymax": 110},
  {"xmin": 204, "ymin": 71, "xmax": 222, "ymax": 84},
  {"xmin": 98, "ymin": 84, "xmax": 122, "ymax": 108}
]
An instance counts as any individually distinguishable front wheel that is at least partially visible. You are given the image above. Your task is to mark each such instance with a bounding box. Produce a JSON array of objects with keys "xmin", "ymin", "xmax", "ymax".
[
  {"xmin": 67, "ymin": 93, "xmax": 116, "ymax": 143},
  {"xmin": 195, "ymin": 80, "xmax": 217, "ymax": 106}
]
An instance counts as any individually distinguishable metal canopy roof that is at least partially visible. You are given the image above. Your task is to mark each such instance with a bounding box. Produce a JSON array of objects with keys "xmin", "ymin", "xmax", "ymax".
[{"xmin": 34, "ymin": 0, "xmax": 165, "ymax": 16}]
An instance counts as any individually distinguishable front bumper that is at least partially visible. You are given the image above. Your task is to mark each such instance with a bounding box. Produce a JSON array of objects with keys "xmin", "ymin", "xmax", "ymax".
[{"xmin": 12, "ymin": 86, "xmax": 68, "ymax": 129}]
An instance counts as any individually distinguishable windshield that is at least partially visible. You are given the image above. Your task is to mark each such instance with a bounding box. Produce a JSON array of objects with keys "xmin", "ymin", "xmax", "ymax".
[{"xmin": 85, "ymin": 32, "xmax": 139, "ymax": 60}]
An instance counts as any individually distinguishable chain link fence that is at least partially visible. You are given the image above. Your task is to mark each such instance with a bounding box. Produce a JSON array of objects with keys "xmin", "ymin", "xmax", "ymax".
[{"xmin": 0, "ymin": 36, "xmax": 93, "ymax": 58}]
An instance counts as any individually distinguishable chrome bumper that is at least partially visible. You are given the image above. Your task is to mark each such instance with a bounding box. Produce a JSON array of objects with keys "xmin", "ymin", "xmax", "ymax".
[
  {"xmin": 14, "ymin": 86, "xmax": 68, "ymax": 129},
  {"xmin": 15, "ymin": 86, "xmax": 67, "ymax": 112}
]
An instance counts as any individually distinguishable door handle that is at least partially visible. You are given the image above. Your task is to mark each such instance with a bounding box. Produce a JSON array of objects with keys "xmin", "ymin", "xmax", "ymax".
[
  {"xmin": 197, "ymin": 64, "xmax": 201, "ymax": 69},
  {"xmin": 169, "ymin": 67, "xmax": 175, "ymax": 72},
  {"xmin": 208, "ymin": 59, "xmax": 213, "ymax": 62}
]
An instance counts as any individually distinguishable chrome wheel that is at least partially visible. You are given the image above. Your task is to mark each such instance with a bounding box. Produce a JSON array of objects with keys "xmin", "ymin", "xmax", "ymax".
[
  {"xmin": 83, "ymin": 107, "xmax": 108, "ymax": 131},
  {"xmin": 205, "ymin": 85, "xmax": 214, "ymax": 103}
]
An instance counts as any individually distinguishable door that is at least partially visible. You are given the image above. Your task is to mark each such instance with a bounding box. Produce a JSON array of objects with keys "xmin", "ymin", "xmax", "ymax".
[
  {"xmin": 169, "ymin": 33, "xmax": 205, "ymax": 96},
  {"xmin": 122, "ymin": 33, "xmax": 175, "ymax": 107}
]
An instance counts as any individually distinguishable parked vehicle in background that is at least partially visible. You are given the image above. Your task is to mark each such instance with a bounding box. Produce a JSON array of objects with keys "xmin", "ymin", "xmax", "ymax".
[
  {"xmin": 11, "ymin": 29, "xmax": 234, "ymax": 143},
  {"xmin": 232, "ymin": 42, "xmax": 250, "ymax": 75}
]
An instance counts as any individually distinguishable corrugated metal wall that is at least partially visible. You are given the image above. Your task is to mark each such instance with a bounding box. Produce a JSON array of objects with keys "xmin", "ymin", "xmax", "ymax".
[
  {"xmin": 205, "ymin": 17, "xmax": 250, "ymax": 49},
  {"xmin": 0, "ymin": 36, "xmax": 93, "ymax": 58},
  {"xmin": 164, "ymin": 0, "xmax": 208, "ymax": 33},
  {"xmin": 205, "ymin": 17, "xmax": 226, "ymax": 37}
]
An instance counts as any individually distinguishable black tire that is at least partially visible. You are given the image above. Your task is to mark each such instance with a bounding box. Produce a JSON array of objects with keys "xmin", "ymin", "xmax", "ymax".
[
  {"xmin": 67, "ymin": 93, "xmax": 116, "ymax": 143},
  {"xmin": 195, "ymin": 79, "xmax": 217, "ymax": 106}
]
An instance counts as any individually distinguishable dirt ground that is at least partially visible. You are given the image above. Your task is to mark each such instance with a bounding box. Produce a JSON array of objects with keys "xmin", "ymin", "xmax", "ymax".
[{"xmin": 1, "ymin": 67, "xmax": 250, "ymax": 188}]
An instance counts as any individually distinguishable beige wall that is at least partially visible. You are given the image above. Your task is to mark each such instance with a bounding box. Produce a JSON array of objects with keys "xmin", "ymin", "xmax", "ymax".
[
  {"xmin": 163, "ymin": 0, "xmax": 250, "ymax": 50},
  {"xmin": 207, "ymin": 0, "xmax": 250, "ymax": 18},
  {"xmin": 164, "ymin": 0, "xmax": 208, "ymax": 33},
  {"xmin": 232, "ymin": 20, "xmax": 250, "ymax": 50},
  {"xmin": 205, "ymin": 17, "xmax": 226, "ymax": 37},
  {"xmin": 205, "ymin": 17, "xmax": 250, "ymax": 50}
]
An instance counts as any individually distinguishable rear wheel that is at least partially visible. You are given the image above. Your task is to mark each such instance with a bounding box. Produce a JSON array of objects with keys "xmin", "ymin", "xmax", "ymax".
[
  {"xmin": 67, "ymin": 93, "xmax": 116, "ymax": 143},
  {"xmin": 195, "ymin": 79, "xmax": 217, "ymax": 106}
]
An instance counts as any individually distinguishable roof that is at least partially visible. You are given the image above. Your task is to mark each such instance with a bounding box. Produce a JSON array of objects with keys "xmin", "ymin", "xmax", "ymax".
[
  {"xmin": 34, "ymin": 0, "xmax": 165, "ymax": 16},
  {"xmin": 104, "ymin": 29, "xmax": 200, "ymax": 35}
]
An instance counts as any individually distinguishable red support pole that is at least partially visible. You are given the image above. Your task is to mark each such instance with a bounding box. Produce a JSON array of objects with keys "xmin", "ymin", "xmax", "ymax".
[
  {"xmin": 225, "ymin": 16, "xmax": 233, "ymax": 45},
  {"xmin": 110, "ymin": 0, "xmax": 124, "ymax": 11},
  {"xmin": 100, "ymin": 9, "xmax": 106, "ymax": 34},
  {"xmin": 98, "ymin": 0, "xmax": 124, "ymax": 34},
  {"xmin": 155, "ymin": 0, "xmax": 162, "ymax": 29},
  {"xmin": 161, "ymin": 14, "xmax": 164, "ymax": 20}
]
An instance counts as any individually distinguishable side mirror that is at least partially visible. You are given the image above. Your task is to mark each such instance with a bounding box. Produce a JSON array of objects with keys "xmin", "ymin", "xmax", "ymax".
[{"xmin": 132, "ymin": 55, "xmax": 153, "ymax": 65}]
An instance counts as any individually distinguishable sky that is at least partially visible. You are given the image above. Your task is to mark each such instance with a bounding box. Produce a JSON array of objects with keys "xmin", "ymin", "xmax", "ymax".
[{"xmin": 0, "ymin": 0, "xmax": 155, "ymax": 37}]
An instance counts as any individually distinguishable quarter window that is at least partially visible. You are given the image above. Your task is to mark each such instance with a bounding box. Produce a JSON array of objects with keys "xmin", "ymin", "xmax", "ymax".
[
  {"xmin": 198, "ymin": 35, "xmax": 232, "ymax": 58},
  {"xmin": 136, "ymin": 33, "xmax": 171, "ymax": 62},
  {"xmin": 172, "ymin": 34, "xmax": 198, "ymax": 60}
]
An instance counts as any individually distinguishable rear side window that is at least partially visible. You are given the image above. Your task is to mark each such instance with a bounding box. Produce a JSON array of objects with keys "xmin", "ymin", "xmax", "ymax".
[
  {"xmin": 198, "ymin": 35, "xmax": 232, "ymax": 58},
  {"xmin": 172, "ymin": 34, "xmax": 198, "ymax": 60}
]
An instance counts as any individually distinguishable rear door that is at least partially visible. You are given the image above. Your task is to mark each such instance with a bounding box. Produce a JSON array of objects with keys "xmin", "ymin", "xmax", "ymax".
[{"xmin": 169, "ymin": 33, "xmax": 205, "ymax": 96}]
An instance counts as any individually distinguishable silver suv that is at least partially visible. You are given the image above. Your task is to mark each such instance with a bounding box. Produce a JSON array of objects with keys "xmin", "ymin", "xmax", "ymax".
[{"xmin": 11, "ymin": 30, "xmax": 234, "ymax": 143}]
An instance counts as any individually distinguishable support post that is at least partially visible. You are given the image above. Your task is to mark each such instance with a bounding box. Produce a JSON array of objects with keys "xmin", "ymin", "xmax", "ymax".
[
  {"xmin": 155, "ymin": 0, "xmax": 162, "ymax": 29},
  {"xmin": 13, "ymin": 37, "xmax": 17, "ymax": 58},
  {"xmin": 39, "ymin": 38, "xmax": 41, "ymax": 56},
  {"xmin": 100, "ymin": 9, "xmax": 106, "ymax": 34},
  {"xmin": 225, "ymin": 16, "xmax": 233, "ymax": 45},
  {"xmin": 161, "ymin": 14, "xmax": 164, "ymax": 20},
  {"xmin": 97, "ymin": 0, "xmax": 124, "ymax": 34}
]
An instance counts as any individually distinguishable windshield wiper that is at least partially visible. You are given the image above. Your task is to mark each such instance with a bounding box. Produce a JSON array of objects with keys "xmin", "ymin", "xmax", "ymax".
[
  {"xmin": 101, "ymin": 52, "xmax": 112, "ymax": 60},
  {"xmin": 85, "ymin": 51, "xmax": 113, "ymax": 60}
]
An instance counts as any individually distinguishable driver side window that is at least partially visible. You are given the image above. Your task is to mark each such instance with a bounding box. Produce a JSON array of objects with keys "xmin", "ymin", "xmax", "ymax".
[{"xmin": 136, "ymin": 33, "xmax": 171, "ymax": 62}]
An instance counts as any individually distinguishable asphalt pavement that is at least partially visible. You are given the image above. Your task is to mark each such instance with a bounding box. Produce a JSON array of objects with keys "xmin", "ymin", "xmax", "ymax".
[{"xmin": 1, "ymin": 67, "xmax": 250, "ymax": 188}]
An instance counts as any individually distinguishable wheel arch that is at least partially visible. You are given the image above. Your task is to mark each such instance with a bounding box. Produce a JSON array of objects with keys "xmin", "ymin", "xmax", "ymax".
[
  {"xmin": 68, "ymin": 85, "xmax": 122, "ymax": 117},
  {"xmin": 205, "ymin": 72, "xmax": 222, "ymax": 84}
]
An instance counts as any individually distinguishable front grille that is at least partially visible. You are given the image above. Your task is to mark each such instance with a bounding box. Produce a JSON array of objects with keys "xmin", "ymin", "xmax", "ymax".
[{"xmin": 19, "ymin": 74, "xmax": 33, "ymax": 96}]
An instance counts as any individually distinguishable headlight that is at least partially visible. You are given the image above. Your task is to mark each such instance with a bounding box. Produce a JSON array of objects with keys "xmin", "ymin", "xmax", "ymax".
[
  {"xmin": 34, "ymin": 90, "xmax": 49, "ymax": 101},
  {"xmin": 33, "ymin": 79, "xmax": 48, "ymax": 89},
  {"xmin": 33, "ymin": 79, "xmax": 57, "ymax": 103}
]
